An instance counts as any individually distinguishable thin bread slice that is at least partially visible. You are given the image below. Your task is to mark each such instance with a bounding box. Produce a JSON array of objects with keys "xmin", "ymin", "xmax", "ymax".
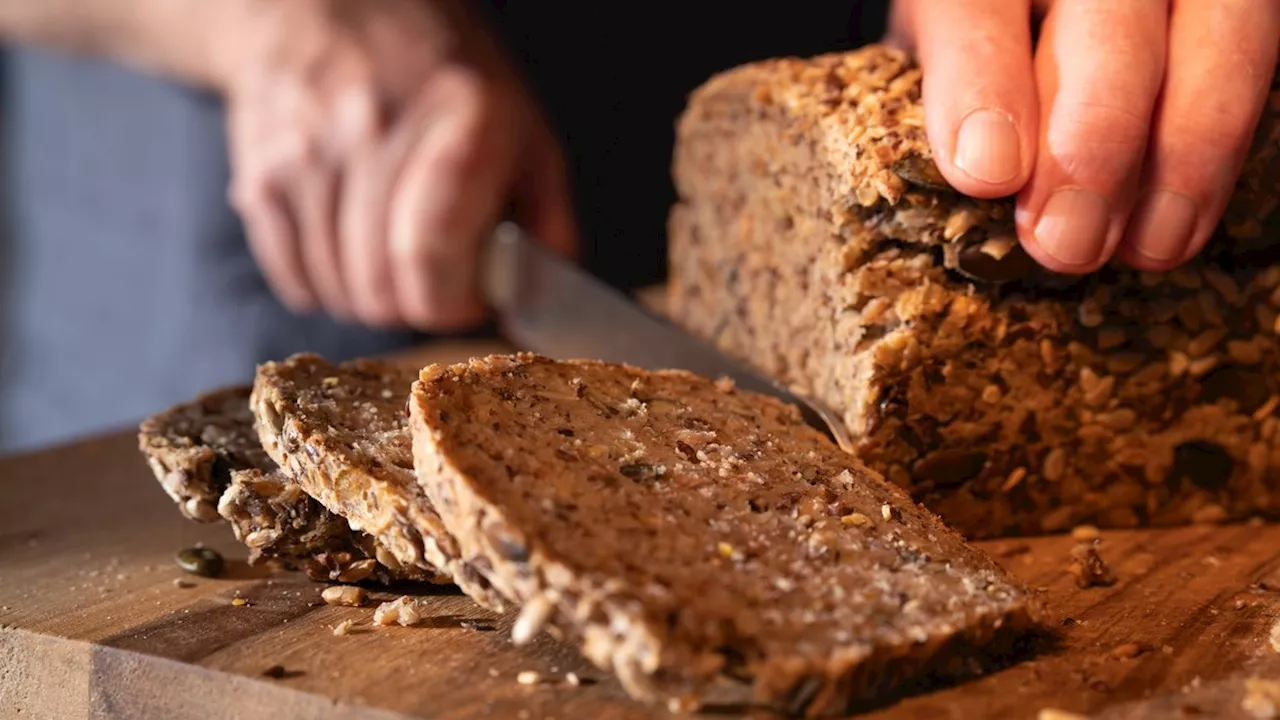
[
  {"xmin": 138, "ymin": 386, "xmax": 427, "ymax": 583},
  {"xmin": 251, "ymin": 352, "xmax": 505, "ymax": 606},
  {"xmin": 408, "ymin": 353, "xmax": 1043, "ymax": 716},
  {"xmin": 139, "ymin": 386, "xmax": 272, "ymax": 523}
]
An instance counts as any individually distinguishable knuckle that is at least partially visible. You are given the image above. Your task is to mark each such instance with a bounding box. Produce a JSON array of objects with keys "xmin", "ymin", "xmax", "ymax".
[
  {"xmin": 402, "ymin": 303, "xmax": 448, "ymax": 330},
  {"xmin": 1046, "ymin": 99, "xmax": 1151, "ymax": 189},
  {"xmin": 429, "ymin": 118, "xmax": 491, "ymax": 180},
  {"xmin": 352, "ymin": 298, "xmax": 401, "ymax": 329},
  {"xmin": 391, "ymin": 236, "xmax": 460, "ymax": 270},
  {"xmin": 1161, "ymin": 107, "xmax": 1257, "ymax": 165},
  {"xmin": 436, "ymin": 65, "xmax": 490, "ymax": 104},
  {"xmin": 334, "ymin": 86, "xmax": 381, "ymax": 143},
  {"xmin": 228, "ymin": 174, "xmax": 274, "ymax": 214},
  {"xmin": 1054, "ymin": 99, "xmax": 1150, "ymax": 149}
]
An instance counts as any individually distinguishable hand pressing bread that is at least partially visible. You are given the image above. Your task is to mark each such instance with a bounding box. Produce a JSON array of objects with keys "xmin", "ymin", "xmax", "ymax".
[{"xmin": 887, "ymin": 0, "xmax": 1280, "ymax": 274}]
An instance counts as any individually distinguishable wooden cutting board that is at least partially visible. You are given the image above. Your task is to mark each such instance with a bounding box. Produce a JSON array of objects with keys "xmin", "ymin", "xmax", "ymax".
[{"xmin": 3, "ymin": 341, "xmax": 1280, "ymax": 720}]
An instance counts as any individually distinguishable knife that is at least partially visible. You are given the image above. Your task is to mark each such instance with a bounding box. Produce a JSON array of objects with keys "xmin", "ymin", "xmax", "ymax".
[{"xmin": 479, "ymin": 221, "xmax": 855, "ymax": 453}]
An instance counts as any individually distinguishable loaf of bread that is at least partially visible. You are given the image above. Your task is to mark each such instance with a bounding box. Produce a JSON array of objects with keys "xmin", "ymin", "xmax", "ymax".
[
  {"xmin": 667, "ymin": 44, "xmax": 1280, "ymax": 537},
  {"xmin": 408, "ymin": 353, "xmax": 1042, "ymax": 716},
  {"xmin": 251, "ymin": 353, "xmax": 506, "ymax": 609},
  {"xmin": 138, "ymin": 386, "xmax": 424, "ymax": 583}
]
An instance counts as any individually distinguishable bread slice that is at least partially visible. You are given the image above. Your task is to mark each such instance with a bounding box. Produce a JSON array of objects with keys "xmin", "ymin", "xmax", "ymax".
[
  {"xmin": 251, "ymin": 352, "xmax": 505, "ymax": 608},
  {"xmin": 408, "ymin": 353, "xmax": 1043, "ymax": 715},
  {"xmin": 138, "ymin": 386, "xmax": 428, "ymax": 584},
  {"xmin": 139, "ymin": 386, "xmax": 272, "ymax": 523}
]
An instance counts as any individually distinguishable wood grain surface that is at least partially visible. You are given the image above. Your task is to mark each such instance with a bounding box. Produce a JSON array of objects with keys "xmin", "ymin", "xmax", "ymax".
[{"xmin": 2, "ymin": 340, "xmax": 1280, "ymax": 720}]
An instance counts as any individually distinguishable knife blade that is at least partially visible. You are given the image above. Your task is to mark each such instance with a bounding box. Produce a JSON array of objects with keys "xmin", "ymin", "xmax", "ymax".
[{"xmin": 480, "ymin": 221, "xmax": 855, "ymax": 453}]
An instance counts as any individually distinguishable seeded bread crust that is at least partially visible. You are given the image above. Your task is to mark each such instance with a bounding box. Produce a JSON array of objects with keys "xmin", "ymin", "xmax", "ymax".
[
  {"xmin": 137, "ymin": 386, "xmax": 424, "ymax": 583},
  {"xmin": 138, "ymin": 386, "xmax": 272, "ymax": 523},
  {"xmin": 667, "ymin": 44, "xmax": 1280, "ymax": 537},
  {"xmin": 251, "ymin": 352, "xmax": 505, "ymax": 608},
  {"xmin": 409, "ymin": 353, "xmax": 1042, "ymax": 716}
]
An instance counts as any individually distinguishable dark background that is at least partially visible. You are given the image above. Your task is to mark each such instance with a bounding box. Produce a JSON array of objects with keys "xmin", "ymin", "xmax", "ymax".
[{"xmin": 480, "ymin": 2, "xmax": 891, "ymax": 291}]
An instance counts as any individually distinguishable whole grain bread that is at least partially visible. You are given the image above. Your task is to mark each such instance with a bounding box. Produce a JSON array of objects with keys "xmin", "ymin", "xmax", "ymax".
[
  {"xmin": 667, "ymin": 44, "xmax": 1280, "ymax": 537},
  {"xmin": 139, "ymin": 386, "xmax": 271, "ymax": 523},
  {"xmin": 138, "ymin": 385, "xmax": 427, "ymax": 584},
  {"xmin": 408, "ymin": 353, "xmax": 1042, "ymax": 716},
  {"xmin": 251, "ymin": 352, "xmax": 505, "ymax": 608}
]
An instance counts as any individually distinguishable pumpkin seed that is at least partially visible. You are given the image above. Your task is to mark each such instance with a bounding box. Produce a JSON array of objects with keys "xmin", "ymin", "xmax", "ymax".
[{"xmin": 176, "ymin": 546, "xmax": 225, "ymax": 577}]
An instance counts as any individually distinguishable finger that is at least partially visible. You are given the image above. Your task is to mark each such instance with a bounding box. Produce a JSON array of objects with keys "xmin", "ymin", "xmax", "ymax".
[
  {"xmin": 338, "ymin": 112, "xmax": 407, "ymax": 329},
  {"xmin": 389, "ymin": 68, "xmax": 516, "ymax": 331},
  {"xmin": 294, "ymin": 168, "xmax": 353, "ymax": 320},
  {"xmin": 1015, "ymin": 0, "xmax": 1169, "ymax": 274},
  {"xmin": 901, "ymin": 0, "xmax": 1038, "ymax": 196},
  {"xmin": 882, "ymin": 0, "xmax": 915, "ymax": 51},
  {"xmin": 511, "ymin": 121, "xmax": 579, "ymax": 261},
  {"xmin": 1119, "ymin": 0, "xmax": 1280, "ymax": 270},
  {"xmin": 230, "ymin": 179, "xmax": 317, "ymax": 313}
]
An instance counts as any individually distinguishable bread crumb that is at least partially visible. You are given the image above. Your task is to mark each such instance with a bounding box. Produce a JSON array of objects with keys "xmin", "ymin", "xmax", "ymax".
[
  {"xmin": 488, "ymin": 667, "xmax": 500, "ymax": 678},
  {"xmin": 517, "ymin": 670, "xmax": 542, "ymax": 685},
  {"xmin": 1110, "ymin": 642, "xmax": 1143, "ymax": 660},
  {"xmin": 172, "ymin": 578, "xmax": 194, "ymax": 589},
  {"xmin": 1038, "ymin": 709, "xmax": 1089, "ymax": 720},
  {"xmin": 1070, "ymin": 525, "xmax": 1100, "ymax": 541},
  {"xmin": 667, "ymin": 696, "xmax": 698, "ymax": 714},
  {"xmin": 373, "ymin": 596, "xmax": 427, "ymax": 626},
  {"xmin": 321, "ymin": 585, "xmax": 367, "ymax": 607},
  {"xmin": 512, "ymin": 595, "xmax": 552, "ymax": 645},
  {"xmin": 1243, "ymin": 677, "xmax": 1280, "ymax": 719},
  {"xmin": 231, "ymin": 598, "xmax": 248, "ymax": 607},
  {"xmin": 716, "ymin": 542, "xmax": 735, "ymax": 559},
  {"xmin": 565, "ymin": 672, "xmax": 581, "ymax": 687},
  {"xmin": 332, "ymin": 619, "xmax": 355, "ymax": 636},
  {"xmin": 840, "ymin": 512, "xmax": 872, "ymax": 527},
  {"xmin": 1069, "ymin": 540, "xmax": 1116, "ymax": 589},
  {"xmin": 1269, "ymin": 619, "xmax": 1280, "ymax": 654}
]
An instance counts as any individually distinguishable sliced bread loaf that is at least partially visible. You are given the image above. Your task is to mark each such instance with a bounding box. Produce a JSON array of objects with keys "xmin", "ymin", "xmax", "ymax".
[
  {"xmin": 667, "ymin": 44, "xmax": 1280, "ymax": 536},
  {"xmin": 408, "ymin": 353, "xmax": 1042, "ymax": 716},
  {"xmin": 251, "ymin": 352, "xmax": 505, "ymax": 608},
  {"xmin": 137, "ymin": 386, "xmax": 419, "ymax": 583}
]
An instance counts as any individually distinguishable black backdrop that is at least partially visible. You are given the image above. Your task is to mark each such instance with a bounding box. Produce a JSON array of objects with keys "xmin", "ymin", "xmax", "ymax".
[{"xmin": 477, "ymin": 2, "xmax": 892, "ymax": 292}]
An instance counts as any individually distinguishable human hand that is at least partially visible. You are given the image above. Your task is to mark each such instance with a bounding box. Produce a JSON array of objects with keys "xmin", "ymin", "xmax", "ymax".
[
  {"xmin": 886, "ymin": 0, "xmax": 1279, "ymax": 274},
  {"xmin": 219, "ymin": 0, "xmax": 576, "ymax": 330}
]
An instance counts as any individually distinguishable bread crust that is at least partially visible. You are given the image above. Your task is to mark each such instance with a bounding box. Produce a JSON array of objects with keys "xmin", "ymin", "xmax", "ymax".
[
  {"xmin": 409, "ymin": 353, "xmax": 1042, "ymax": 716},
  {"xmin": 138, "ymin": 384, "xmax": 427, "ymax": 584},
  {"xmin": 251, "ymin": 352, "xmax": 506, "ymax": 608}
]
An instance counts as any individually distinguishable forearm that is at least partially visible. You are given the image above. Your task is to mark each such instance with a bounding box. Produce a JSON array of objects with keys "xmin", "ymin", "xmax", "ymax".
[{"xmin": 0, "ymin": 0, "xmax": 244, "ymax": 90}]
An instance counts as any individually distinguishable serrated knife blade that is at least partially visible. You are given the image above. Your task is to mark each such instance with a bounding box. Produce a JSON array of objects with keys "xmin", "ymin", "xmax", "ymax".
[{"xmin": 480, "ymin": 222, "xmax": 854, "ymax": 453}]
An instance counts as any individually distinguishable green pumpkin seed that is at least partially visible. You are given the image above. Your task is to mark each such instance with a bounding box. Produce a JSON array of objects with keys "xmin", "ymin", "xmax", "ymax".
[{"xmin": 176, "ymin": 547, "xmax": 225, "ymax": 577}]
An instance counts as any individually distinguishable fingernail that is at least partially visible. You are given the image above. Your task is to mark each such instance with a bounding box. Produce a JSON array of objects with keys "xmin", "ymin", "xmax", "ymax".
[
  {"xmin": 954, "ymin": 109, "xmax": 1022, "ymax": 185},
  {"xmin": 1125, "ymin": 189, "xmax": 1197, "ymax": 263},
  {"xmin": 1034, "ymin": 188, "xmax": 1111, "ymax": 267}
]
